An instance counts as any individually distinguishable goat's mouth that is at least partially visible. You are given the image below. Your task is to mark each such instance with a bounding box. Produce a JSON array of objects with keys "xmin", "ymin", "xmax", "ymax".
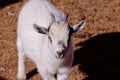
[{"xmin": 55, "ymin": 53, "xmax": 64, "ymax": 59}]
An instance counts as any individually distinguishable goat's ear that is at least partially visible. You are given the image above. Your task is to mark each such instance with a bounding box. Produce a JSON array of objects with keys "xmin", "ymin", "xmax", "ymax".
[
  {"xmin": 50, "ymin": 13, "xmax": 56, "ymax": 23},
  {"xmin": 63, "ymin": 14, "xmax": 69, "ymax": 23},
  {"xmin": 33, "ymin": 24, "xmax": 48, "ymax": 35},
  {"xmin": 72, "ymin": 20, "xmax": 85, "ymax": 33}
]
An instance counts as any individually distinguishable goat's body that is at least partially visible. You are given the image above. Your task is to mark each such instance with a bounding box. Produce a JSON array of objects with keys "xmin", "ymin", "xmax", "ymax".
[{"xmin": 17, "ymin": 0, "xmax": 74, "ymax": 80}]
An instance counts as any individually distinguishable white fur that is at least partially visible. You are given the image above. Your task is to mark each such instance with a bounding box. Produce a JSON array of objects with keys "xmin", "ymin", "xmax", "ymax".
[{"xmin": 17, "ymin": 0, "xmax": 85, "ymax": 80}]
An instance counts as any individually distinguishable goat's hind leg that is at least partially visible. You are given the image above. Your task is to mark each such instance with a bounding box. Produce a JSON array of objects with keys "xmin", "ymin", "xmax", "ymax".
[{"xmin": 17, "ymin": 38, "xmax": 26, "ymax": 80}]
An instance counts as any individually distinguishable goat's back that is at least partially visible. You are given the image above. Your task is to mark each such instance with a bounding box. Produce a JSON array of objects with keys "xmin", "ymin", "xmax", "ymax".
[{"xmin": 18, "ymin": 0, "xmax": 65, "ymax": 29}]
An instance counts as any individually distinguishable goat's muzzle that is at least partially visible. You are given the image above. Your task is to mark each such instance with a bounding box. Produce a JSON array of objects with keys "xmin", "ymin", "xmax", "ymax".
[{"xmin": 56, "ymin": 51, "xmax": 64, "ymax": 58}]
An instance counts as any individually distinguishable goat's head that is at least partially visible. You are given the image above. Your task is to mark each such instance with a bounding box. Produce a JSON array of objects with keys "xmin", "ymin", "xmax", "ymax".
[{"xmin": 33, "ymin": 13, "xmax": 85, "ymax": 59}]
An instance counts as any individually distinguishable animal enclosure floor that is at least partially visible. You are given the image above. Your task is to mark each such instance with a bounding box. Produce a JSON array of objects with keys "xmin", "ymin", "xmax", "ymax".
[{"xmin": 0, "ymin": 0, "xmax": 120, "ymax": 80}]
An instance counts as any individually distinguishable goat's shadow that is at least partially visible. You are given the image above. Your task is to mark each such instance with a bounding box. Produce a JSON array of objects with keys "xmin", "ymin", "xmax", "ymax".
[
  {"xmin": 26, "ymin": 68, "xmax": 38, "ymax": 79},
  {"xmin": 73, "ymin": 32, "xmax": 120, "ymax": 80},
  {"xmin": 0, "ymin": 0, "xmax": 20, "ymax": 8}
]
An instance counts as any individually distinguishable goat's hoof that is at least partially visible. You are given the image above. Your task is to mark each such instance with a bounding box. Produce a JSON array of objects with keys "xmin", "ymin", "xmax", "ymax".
[{"xmin": 17, "ymin": 73, "xmax": 26, "ymax": 80}]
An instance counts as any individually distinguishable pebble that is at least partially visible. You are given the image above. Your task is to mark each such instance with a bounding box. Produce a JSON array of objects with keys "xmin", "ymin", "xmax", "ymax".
[{"xmin": 0, "ymin": 67, "xmax": 5, "ymax": 72}]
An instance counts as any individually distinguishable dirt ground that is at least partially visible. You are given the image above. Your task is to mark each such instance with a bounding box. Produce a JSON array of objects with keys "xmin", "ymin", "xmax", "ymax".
[{"xmin": 0, "ymin": 0, "xmax": 120, "ymax": 80}]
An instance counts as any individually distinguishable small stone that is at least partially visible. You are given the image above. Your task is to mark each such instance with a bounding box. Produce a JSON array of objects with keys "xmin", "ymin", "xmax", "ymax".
[{"xmin": 0, "ymin": 67, "xmax": 5, "ymax": 72}]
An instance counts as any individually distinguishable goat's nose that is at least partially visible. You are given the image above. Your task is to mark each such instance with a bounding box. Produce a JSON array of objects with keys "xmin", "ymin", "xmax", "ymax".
[
  {"xmin": 57, "ymin": 51, "xmax": 62, "ymax": 55},
  {"xmin": 57, "ymin": 51, "xmax": 64, "ymax": 58}
]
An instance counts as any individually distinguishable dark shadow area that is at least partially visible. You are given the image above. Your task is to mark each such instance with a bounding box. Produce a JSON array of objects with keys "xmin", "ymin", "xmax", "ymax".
[
  {"xmin": 26, "ymin": 68, "xmax": 38, "ymax": 79},
  {"xmin": 0, "ymin": 0, "xmax": 20, "ymax": 8},
  {"xmin": 73, "ymin": 32, "xmax": 120, "ymax": 80},
  {"xmin": 0, "ymin": 77, "xmax": 7, "ymax": 80}
]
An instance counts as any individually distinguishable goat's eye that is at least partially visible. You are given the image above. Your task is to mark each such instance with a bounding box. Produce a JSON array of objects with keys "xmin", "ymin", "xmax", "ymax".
[
  {"xmin": 48, "ymin": 36, "xmax": 52, "ymax": 43},
  {"xmin": 63, "ymin": 44, "xmax": 67, "ymax": 49}
]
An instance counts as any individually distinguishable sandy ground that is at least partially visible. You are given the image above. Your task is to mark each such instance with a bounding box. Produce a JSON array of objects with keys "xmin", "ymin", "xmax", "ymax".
[{"xmin": 0, "ymin": 0, "xmax": 120, "ymax": 80}]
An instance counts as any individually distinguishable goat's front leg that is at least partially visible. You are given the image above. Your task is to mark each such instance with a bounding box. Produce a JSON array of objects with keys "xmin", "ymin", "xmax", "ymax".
[
  {"xmin": 57, "ymin": 67, "xmax": 71, "ymax": 80},
  {"xmin": 17, "ymin": 39, "xmax": 26, "ymax": 80},
  {"xmin": 42, "ymin": 73, "xmax": 56, "ymax": 80},
  {"xmin": 37, "ymin": 66, "xmax": 56, "ymax": 80},
  {"xmin": 17, "ymin": 53, "xmax": 26, "ymax": 80},
  {"xmin": 17, "ymin": 54, "xmax": 26, "ymax": 80}
]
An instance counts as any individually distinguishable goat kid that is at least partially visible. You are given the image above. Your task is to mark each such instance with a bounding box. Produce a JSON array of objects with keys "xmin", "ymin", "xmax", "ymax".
[{"xmin": 17, "ymin": 0, "xmax": 85, "ymax": 80}]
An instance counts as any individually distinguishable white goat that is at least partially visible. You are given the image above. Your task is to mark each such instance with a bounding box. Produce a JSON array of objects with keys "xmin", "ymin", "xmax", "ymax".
[{"xmin": 17, "ymin": 0, "xmax": 85, "ymax": 80}]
